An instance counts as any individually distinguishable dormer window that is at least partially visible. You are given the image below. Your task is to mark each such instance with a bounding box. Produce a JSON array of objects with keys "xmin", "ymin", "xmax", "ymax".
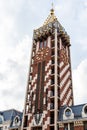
[
  {"xmin": 84, "ymin": 106, "xmax": 87, "ymax": 114},
  {"xmin": 13, "ymin": 116, "xmax": 20, "ymax": 126},
  {"xmin": 82, "ymin": 104, "xmax": 87, "ymax": 118},
  {"xmin": 65, "ymin": 109, "xmax": 71, "ymax": 117},
  {"xmin": 63, "ymin": 107, "xmax": 74, "ymax": 120},
  {"xmin": 15, "ymin": 116, "xmax": 19, "ymax": 124}
]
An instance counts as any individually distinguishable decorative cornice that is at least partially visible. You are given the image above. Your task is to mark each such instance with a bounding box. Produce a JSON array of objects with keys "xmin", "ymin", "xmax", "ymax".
[
  {"xmin": 74, "ymin": 121, "xmax": 83, "ymax": 126},
  {"xmin": 59, "ymin": 123, "xmax": 64, "ymax": 128}
]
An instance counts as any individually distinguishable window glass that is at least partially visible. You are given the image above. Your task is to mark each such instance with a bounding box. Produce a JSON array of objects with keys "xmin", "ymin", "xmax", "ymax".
[
  {"xmin": 44, "ymin": 41, "xmax": 47, "ymax": 47},
  {"xmin": 65, "ymin": 109, "xmax": 71, "ymax": 117},
  {"xmin": 39, "ymin": 42, "xmax": 43, "ymax": 48},
  {"xmin": 84, "ymin": 121, "xmax": 87, "ymax": 130},
  {"xmin": 70, "ymin": 123, "xmax": 74, "ymax": 130},
  {"xmin": 64, "ymin": 124, "xmax": 68, "ymax": 130}
]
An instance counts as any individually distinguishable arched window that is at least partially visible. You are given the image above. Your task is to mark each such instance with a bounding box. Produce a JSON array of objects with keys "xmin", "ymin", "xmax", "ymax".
[
  {"xmin": 82, "ymin": 104, "xmax": 87, "ymax": 118},
  {"xmin": 39, "ymin": 40, "xmax": 47, "ymax": 49},
  {"xmin": 39, "ymin": 42, "xmax": 43, "ymax": 48},
  {"xmin": 13, "ymin": 116, "xmax": 20, "ymax": 126},
  {"xmin": 44, "ymin": 41, "xmax": 47, "ymax": 47},
  {"xmin": 84, "ymin": 106, "xmax": 87, "ymax": 114},
  {"xmin": 65, "ymin": 109, "xmax": 71, "ymax": 117}
]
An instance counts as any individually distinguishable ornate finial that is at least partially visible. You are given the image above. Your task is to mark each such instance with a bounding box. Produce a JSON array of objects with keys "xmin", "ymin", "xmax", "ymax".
[
  {"xmin": 43, "ymin": 2, "xmax": 57, "ymax": 26},
  {"xmin": 50, "ymin": 2, "xmax": 54, "ymax": 15}
]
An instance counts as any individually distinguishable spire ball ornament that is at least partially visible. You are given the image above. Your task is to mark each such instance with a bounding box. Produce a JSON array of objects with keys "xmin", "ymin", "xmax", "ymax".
[{"xmin": 50, "ymin": 3, "xmax": 54, "ymax": 15}]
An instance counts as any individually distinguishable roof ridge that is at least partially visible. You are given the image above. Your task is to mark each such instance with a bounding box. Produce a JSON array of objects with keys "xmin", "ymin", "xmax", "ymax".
[{"xmin": 1, "ymin": 108, "xmax": 22, "ymax": 113}]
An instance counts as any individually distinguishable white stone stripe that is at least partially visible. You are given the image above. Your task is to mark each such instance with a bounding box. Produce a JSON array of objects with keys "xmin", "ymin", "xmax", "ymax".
[
  {"xmin": 45, "ymin": 69, "xmax": 51, "ymax": 81},
  {"xmin": 59, "ymin": 61, "xmax": 64, "ymax": 68},
  {"xmin": 33, "ymin": 94, "xmax": 36, "ymax": 101},
  {"xmin": 43, "ymin": 117, "xmax": 50, "ymax": 129},
  {"xmin": 32, "ymin": 84, "xmax": 36, "ymax": 92},
  {"xmin": 32, "ymin": 106, "xmax": 35, "ymax": 113},
  {"xmin": 28, "ymin": 113, "xmax": 32, "ymax": 120},
  {"xmin": 36, "ymin": 41, "xmax": 39, "ymax": 52},
  {"xmin": 43, "ymin": 79, "xmax": 51, "ymax": 105},
  {"xmin": 60, "ymin": 71, "xmax": 70, "ymax": 88},
  {"xmin": 69, "ymin": 99, "xmax": 72, "ymax": 106},
  {"xmin": 31, "ymin": 74, "xmax": 37, "ymax": 85},
  {"xmin": 48, "ymin": 36, "xmax": 51, "ymax": 48},
  {"xmin": 48, "ymin": 91, "xmax": 51, "ymax": 97},
  {"xmin": 44, "ymin": 80, "xmax": 51, "ymax": 92},
  {"xmin": 60, "ymin": 64, "xmax": 69, "ymax": 78},
  {"xmin": 43, "ymin": 97, "xmax": 46, "ymax": 104},
  {"xmin": 45, "ymin": 60, "xmax": 51, "ymax": 71},
  {"xmin": 60, "ymin": 80, "xmax": 71, "ymax": 100},
  {"xmin": 63, "ymin": 89, "xmax": 71, "ymax": 105},
  {"xmin": 47, "ymin": 103, "xmax": 51, "ymax": 110},
  {"xmin": 43, "ymin": 110, "xmax": 47, "ymax": 118}
]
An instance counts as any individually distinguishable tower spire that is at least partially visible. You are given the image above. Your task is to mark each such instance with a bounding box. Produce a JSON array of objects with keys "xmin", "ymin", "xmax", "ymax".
[
  {"xmin": 50, "ymin": 2, "xmax": 54, "ymax": 15},
  {"xmin": 43, "ymin": 3, "xmax": 57, "ymax": 26}
]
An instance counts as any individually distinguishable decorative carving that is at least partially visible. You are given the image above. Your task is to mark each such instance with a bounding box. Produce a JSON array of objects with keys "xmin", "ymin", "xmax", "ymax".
[
  {"xmin": 59, "ymin": 123, "xmax": 64, "ymax": 128},
  {"xmin": 60, "ymin": 48, "xmax": 68, "ymax": 65},
  {"xmin": 34, "ymin": 47, "xmax": 50, "ymax": 62},
  {"xmin": 74, "ymin": 121, "xmax": 83, "ymax": 126},
  {"xmin": 33, "ymin": 113, "xmax": 43, "ymax": 126},
  {"xmin": 43, "ymin": 7, "xmax": 57, "ymax": 26}
]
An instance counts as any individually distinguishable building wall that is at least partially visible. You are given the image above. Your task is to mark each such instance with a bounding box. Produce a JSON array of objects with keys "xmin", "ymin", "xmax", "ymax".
[
  {"xmin": 0, "ymin": 121, "xmax": 11, "ymax": 130},
  {"xmin": 59, "ymin": 121, "xmax": 87, "ymax": 130}
]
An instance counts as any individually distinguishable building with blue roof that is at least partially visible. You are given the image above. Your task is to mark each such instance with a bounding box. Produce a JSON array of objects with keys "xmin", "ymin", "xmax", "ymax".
[
  {"xmin": 58, "ymin": 104, "xmax": 87, "ymax": 130},
  {"xmin": 0, "ymin": 109, "xmax": 22, "ymax": 130}
]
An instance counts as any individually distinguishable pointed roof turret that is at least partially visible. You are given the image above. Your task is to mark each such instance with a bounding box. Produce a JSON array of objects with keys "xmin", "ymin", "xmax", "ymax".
[{"xmin": 43, "ymin": 3, "xmax": 57, "ymax": 26}]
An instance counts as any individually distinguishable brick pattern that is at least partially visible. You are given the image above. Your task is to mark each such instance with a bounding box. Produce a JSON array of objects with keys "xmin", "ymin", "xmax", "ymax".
[
  {"xmin": 59, "ymin": 46, "xmax": 73, "ymax": 106},
  {"xmin": 42, "ymin": 60, "xmax": 51, "ymax": 129}
]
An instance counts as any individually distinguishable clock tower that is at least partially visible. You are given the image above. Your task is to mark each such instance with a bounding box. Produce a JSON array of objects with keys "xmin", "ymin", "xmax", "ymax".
[{"xmin": 22, "ymin": 7, "xmax": 74, "ymax": 130}]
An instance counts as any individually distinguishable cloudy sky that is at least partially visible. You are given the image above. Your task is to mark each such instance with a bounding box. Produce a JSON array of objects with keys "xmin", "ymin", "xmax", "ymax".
[{"xmin": 0, "ymin": 0, "xmax": 87, "ymax": 111}]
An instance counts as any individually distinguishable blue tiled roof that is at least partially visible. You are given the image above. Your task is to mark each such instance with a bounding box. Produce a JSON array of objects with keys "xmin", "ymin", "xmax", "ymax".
[
  {"xmin": 0, "ymin": 109, "xmax": 23, "ymax": 128},
  {"xmin": 0, "ymin": 109, "xmax": 22, "ymax": 121},
  {"xmin": 59, "ymin": 104, "xmax": 86, "ymax": 121}
]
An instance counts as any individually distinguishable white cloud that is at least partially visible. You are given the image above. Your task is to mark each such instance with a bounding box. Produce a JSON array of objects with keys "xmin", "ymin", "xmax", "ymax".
[
  {"xmin": 73, "ymin": 59, "xmax": 87, "ymax": 105},
  {"xmin": 0, "ymin": 35, "xmax": 32, "ymax": 111}
]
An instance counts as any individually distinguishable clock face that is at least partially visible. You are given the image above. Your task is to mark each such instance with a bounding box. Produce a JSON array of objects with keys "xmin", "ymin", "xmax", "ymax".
[
  {"xmin": 34, "ymin": 47, "xmax": 50, "ymax": 62},
  {"xmin": 60, "ymin": 48, "xmax": 68, "ymax": 65}
]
